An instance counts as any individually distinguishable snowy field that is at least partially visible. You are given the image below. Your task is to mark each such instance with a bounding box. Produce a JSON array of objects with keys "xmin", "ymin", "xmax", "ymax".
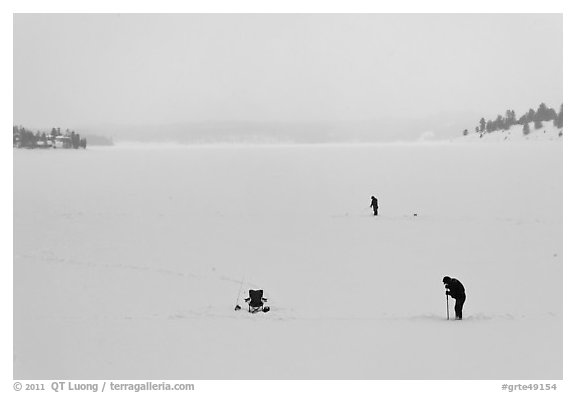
[{"xmin": 13, "ymin": 142, "xmax": 562, "ymax": 379}]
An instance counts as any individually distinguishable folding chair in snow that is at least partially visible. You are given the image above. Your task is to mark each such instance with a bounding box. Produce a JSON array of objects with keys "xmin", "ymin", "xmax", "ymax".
[{"xmin": 244, "ymin": 289, "xmax": 269, "ymax": 313}]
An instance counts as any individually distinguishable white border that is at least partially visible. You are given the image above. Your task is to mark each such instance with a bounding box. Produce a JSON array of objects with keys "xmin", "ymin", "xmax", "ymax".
[{"xmin": 3, "ymin": 2, "xmax": 572, "ymax": 393}]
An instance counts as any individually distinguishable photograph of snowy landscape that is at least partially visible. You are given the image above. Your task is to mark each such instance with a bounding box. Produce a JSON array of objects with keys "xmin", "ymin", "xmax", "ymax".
[{"xmin": 12, "ymin": 13, "xmax": 563, "ymax": 381}]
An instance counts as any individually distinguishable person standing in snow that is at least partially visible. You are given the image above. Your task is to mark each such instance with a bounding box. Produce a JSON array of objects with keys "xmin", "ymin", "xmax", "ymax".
[
  {"xmin": 443, "ymin": 276, "xmax": 466, "ymax": 320},
  {"xmin": 370, "ymin": 196, "xmax": 378, "ymax": 216}
]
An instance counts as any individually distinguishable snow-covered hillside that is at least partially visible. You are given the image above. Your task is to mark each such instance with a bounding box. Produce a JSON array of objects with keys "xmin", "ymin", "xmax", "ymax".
[
  {"xmin": 455, "ymin": 120, "xmax": 562, "ymax": 142},
  {"xmin": 13, "ymin": 143, "xmax": 562, "ymax": 379}
]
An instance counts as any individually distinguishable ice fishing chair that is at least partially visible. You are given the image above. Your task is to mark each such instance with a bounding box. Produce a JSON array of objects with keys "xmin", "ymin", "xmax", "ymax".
[{"xmin": 244, "ymin": 289, "xmax": 268, "ymax": 313}]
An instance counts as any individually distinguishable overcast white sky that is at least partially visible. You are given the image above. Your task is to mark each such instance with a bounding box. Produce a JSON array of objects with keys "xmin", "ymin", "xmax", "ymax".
[{"xmin": 13, "ymin": 14, "xmax": 562, "ymax": 130}]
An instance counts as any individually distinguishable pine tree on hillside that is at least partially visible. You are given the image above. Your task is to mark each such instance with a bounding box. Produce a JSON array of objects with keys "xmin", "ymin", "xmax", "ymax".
[
  {"xmin": 479, "ymin": 117, "xmax": 486, "ymax": 132},
  {"xmin": 523, "ymin": 123, "xmax": 530, "ymax": 135},
  {"xmin": 535, "ymin": 103, "xmax": 547, "ymax": 121},
  {"xmin": 527, "ymin": 108, "xmax": 536, "ymax": 123},
  {"xmin": 495, "ymin": 114, "xmax": 504, "ymax": 131},
  {"xmin": 504, "ymin": 110, "xmax": 517, "ymax": 130},
  {"xmin": 486, "ymin": 120, "xmax": 494, "ymax": 133},
  {"xmin": 535, "ymin": 102, "xmax": 557, "ymax": 122},
  {"xmin": 550, "ymin": 108, "xmax": 557, "ymax": 121},
  {"xmin": 554, "ymin": 104, "xmax": 563, "ymax": 128},
  {"xmin": 534, "ymin": 119, "xmax": 543, "ymax": 130},
  {"xmin": 463, "ymin": 129, "xmax": 468, "ymax": 136}
]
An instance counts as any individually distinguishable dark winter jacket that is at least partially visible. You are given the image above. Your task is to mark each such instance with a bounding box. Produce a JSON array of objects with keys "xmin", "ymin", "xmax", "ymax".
[
  {"xmin": 445, "ymin": 278, "xmax": 466, "ymax": 299},
  {"xmin": 370, "ymin": 197, "xmax": 378, "ymax": 209}
]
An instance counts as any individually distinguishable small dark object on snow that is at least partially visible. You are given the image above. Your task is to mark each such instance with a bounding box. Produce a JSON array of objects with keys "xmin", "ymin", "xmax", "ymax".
[
  {"xmin": 244, "ymin": 289, "xmax": 268, "ymax": 313},
  {"xmin": 414, "ymin": 213, "xmax": 417, "ymax": 217},
  {"xmin": 262, "ymin": 306, "xmax": 270, "ymax": 313},
  {"xmin": 234, "ymin": 305, "xmax": 241, "ymax": 311}
]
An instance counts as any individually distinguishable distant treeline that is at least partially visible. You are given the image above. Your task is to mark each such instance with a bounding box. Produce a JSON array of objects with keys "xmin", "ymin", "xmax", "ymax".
[
  {"xmin": 462, "ymin": 103, "xmax": 563, "ymax": 136},
  {"xmin": 13, "ymin": 126, "xmax": 87, "ymax": 149}
]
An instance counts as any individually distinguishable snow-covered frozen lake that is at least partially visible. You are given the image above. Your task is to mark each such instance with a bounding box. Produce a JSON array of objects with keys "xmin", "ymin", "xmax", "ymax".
[{"xmin": 13, "ymin": 142, "xmax": 562, "ymax": 379}]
